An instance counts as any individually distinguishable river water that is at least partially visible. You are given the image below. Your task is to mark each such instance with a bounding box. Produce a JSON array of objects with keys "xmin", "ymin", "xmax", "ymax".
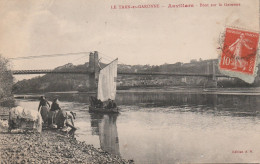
[{"xmin": 15, "ymin": 88, "xmax": 260, "ymax": 163}]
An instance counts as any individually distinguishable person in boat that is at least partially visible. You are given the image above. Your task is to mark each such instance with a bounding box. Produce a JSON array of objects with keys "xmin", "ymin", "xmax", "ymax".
[
  {"xmin": 48, "ymin": 98, "xmax": 61, "ymax": 125},
  {"xmin": 106, "ymin": 99, "xmax": 112, "ymax": 109},
  {"xmin": 97, "ymin": 99, "xmax": 103, "ymax": 108},
  {"xmin": 112, "ymin": 100, "xmax": 117, "ymax": 108},
  {"xmin": 90, "ymin": 96, "xmax": 103, "ymax": 108},
  {"xmin": 90, "ymin": 96, "xmax": 98, "ymax": 107},
  {"xmin": 106, "ymin": 99, "xmax": 117, "ymax": 109},
  {"xmin": 90, "ymin": 96, "xmax": 96, "ymax": 107},
  {"xmin": 38, "ymin": 96, "xmax": 50, "ymax": 125}
]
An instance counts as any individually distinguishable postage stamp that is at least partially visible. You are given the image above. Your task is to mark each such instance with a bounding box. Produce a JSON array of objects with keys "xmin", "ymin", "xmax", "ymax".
[{"xmin": 219, "ymin": 27, "xmax": 259, "ymax": 83}]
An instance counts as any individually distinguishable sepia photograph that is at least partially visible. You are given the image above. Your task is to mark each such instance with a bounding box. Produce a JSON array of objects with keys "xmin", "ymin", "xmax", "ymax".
[{"xmin": 0, "ymin": 0, "xmax": 260, "ymax": 163}]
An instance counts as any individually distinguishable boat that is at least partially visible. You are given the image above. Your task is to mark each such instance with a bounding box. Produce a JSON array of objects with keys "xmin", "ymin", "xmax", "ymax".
[
  {"xmin": 89, "ymin": 58, "xmax": 119, "ymax": 113},
  {"xmin": 89, "ymin": 106, "xmax": 119, "ymax": 113}
]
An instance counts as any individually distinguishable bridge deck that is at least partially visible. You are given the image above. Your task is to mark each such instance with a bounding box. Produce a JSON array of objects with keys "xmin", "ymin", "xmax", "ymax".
[{"xmin": 11, "ymin": 69, "xmax": 227, "ymax": 77}]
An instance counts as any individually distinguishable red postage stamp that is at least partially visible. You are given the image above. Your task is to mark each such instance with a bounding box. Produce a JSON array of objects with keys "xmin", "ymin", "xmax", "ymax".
[{"xmin": 219, "ymin": 28, "xmax": 259, "ymax": 75}]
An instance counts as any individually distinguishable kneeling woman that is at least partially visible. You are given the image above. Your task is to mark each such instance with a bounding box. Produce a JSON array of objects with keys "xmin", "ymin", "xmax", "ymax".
[{"xmin": 55, "ymin": 110, "xmax": 76, "ymax": 130}]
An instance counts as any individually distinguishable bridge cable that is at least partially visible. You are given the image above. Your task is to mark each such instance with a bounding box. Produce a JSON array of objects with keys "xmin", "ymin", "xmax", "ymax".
[
  {"xmin": 9, "ymin": 51, "xmax": 91, "ymax": 60},
  {"xmin": 99, "ymin": 52, "xmax": 127, "ymax": 65}
]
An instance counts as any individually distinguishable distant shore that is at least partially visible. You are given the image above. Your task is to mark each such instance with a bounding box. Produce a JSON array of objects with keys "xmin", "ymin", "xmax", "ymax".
[{"xmin": 13, "ymin": 86, "xmax": 260, "ymax": 99}]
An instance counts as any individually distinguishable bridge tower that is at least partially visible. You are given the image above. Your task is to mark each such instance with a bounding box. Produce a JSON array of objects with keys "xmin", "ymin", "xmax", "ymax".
[
  {"xmin": 205, "ymin": 60, "xmax": 217, "ymax": 88},
  {"xmin": 88, "ymin": 51, "xmax": 99, "ymax": 90}
]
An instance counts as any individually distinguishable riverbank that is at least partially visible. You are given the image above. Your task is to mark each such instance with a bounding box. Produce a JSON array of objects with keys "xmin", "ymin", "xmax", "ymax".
[{"xmin": 0, "ymin": 119, "xmax": 133, "ymax": 164}]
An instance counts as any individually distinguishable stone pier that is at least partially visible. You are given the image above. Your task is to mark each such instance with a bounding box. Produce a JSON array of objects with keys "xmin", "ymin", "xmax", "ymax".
[{"xmin": 88, "ymin": 51, "xmax": 99, "ymax": 90}]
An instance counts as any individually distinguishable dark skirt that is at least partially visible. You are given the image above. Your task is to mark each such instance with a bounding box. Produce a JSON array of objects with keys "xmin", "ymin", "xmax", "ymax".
[
  {"xmin": 40, "ymin": 106, "xmax": 49, "ymax": 124},
  {"xmin": 48, "ymin": 110, "xmax": 58, "ymax": 125}
]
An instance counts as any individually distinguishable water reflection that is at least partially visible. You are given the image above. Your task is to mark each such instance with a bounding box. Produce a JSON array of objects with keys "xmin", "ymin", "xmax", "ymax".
[{"xmin": 90, "ymin": 113, "xmax": 120, "ymax": 156}]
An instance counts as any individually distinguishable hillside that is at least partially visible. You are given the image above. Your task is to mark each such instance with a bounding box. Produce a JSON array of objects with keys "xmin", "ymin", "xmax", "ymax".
[{"xmin": 12, "ymin": 59, "xmax": 260, "ymax": 93}]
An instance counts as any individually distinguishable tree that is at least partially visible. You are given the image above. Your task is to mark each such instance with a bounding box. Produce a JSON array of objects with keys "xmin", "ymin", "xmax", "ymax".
[{"xmin": 0, "ymin": 55, "xmax": 14, "ymax": 106}]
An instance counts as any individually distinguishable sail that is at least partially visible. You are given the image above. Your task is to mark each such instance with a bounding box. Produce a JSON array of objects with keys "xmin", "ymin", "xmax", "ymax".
[{"xmin": 97, "ymin": 59, "xmax": 118, "ymax": 101}]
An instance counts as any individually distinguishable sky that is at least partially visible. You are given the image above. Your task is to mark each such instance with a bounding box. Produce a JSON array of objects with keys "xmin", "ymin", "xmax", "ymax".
[{"xmin": 0, "ymin": 0, "xmax": 259, "ymax": 80}]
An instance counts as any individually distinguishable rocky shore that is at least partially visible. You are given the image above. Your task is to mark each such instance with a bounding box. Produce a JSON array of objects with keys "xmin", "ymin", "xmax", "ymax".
[{"xmin": 0, "ymin": 119, "xmax": 133, "ymax": 164}]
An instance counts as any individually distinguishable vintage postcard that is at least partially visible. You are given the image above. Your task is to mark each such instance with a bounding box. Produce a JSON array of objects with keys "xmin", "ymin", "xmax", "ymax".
[{"xmin": 0, "ymin": 0, "xmax": 260, "ymax": 163}]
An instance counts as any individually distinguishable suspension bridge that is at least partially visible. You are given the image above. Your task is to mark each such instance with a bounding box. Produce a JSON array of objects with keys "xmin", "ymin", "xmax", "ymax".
[{"xmin": 9, "ymin": 51, "xmax": 226, "ymax": 88}]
